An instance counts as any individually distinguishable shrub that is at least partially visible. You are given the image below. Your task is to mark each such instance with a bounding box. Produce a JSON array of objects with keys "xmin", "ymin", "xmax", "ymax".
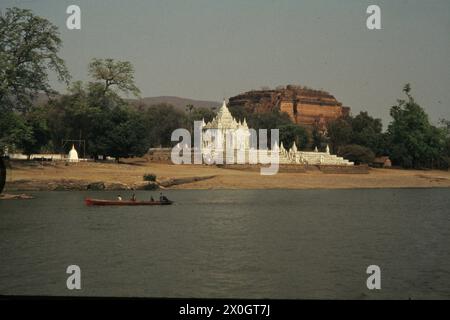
[
  {"xmin": 143, "ymin": 173, "xmax": 157, "ymax": 181},
  {"xmin": 143, "ymin": 182, "xmax": 158, "ymax": 190},
  {"xmin": 338, "ymin": 144, "xmax": 375, "ymax": 165}
]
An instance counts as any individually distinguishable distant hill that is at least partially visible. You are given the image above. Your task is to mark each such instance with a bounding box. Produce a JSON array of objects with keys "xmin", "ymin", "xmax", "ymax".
[
  {"xmin": 129, "ymin": 96, "xmax": 221, "ymax": 112},
  {"xmin": 33, "ymin": 93, "xmax": 221, "ymax": 113}
]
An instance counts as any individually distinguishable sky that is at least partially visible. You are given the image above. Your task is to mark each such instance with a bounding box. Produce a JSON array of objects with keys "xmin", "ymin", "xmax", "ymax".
[{"xmin": 2, "ymin": 0, "xmax": 450, "ymax": 127}]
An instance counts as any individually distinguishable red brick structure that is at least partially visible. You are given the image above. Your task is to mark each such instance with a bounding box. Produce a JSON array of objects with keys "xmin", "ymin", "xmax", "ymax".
[{"xmin": 228, "ymin": 85, "xmax": 350, "ymax": 130}]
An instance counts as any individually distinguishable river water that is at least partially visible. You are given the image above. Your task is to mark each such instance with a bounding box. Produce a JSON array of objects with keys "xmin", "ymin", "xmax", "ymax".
[{"xmin": 0, "ymin": 189, "xmax": 449, "ymax": 299}]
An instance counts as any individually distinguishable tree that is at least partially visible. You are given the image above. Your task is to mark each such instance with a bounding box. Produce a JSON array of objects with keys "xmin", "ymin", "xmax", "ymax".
[
  {"xmin": 327, "ymin": 118, "xmax": 352, "ymax": 153},
  {"xmin": 88, "ymin": 58, "xmax": 140, "ymax": 99},
  {"xmin": 0, "ymin": 7, "xmax": 70, "ymax": 112},
  {"xmin": 441, "ymin": 119, "xmax": 450, "ymax": 159},
  {"xmin": 21, "ymin": 106, "xmax": 51, "ymax": 156},
  {"xmin": 0, "ymin": 111, "xmax": 33, "ymax": 154},
  {"xmin": 443, "ymin": 125, "xmax": 450, "ymax": 168},
  {"xmin": 144, "ymin": 104, "xmax": 187, "ymax": 147},
  {"xmin": 97, "ymin": 107, "xmax": 149, "ymax": 161},
  {"xmin": 185, "ymin": 104, "xmax": 194, "ymax": 114},
  {"xmin": 279, "ymin": 124, "xmax": 310, "ymax": 149},
  {"xmin": 247, "ymin": 110, "xmax": 292, "ymax": 131},
  {"xmin": 0, "ymin": 107, "xmax": 51, "ymax": 158},
  {"xmin": 327, "ymin": 112, "xmax": 386, "ymax": 156},
  {"xmin": 44, "ymin": 57, "xmax": 142, "ymax": 157},
  {"xmin": 190, "ymin": 107, "xmax": 215, "ymax": 123},
  {"xmin": 0, "ymin": 108, "xmax": 51, "ymax": 158},
  {"xmin": 228, "ymin": 105, "xmax": 252, "ymax": 123},
  {"xmin": 247, "ymin": 110, "xmax": 292, "ymax": 147},
  {"xmin": 338, "ymin": 144, "xmax": 375, "ymax": 165},
  {"xmin": 184, "ymin": 106, "xmax": 215, "ymax": 141},
  {"xmin": 312, "ymin": 124, "xmax": 327, "ymax": 150},
  {"xmin": 44, "ymin": 81, "xmax": 103, "ymax": 155},
  {"xmin": 0, "ymin": 157, "xmax": 5, "ymax": 194},
  {"xmin": 351, "ymin": 111, "xmax": 384, "ymax": 155},
  {"xmin": 386, "ymin": 84, "xmax": 446, "ymax": 168}
]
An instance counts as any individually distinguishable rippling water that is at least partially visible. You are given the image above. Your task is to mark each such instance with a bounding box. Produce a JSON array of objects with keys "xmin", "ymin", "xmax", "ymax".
[{"xmin": 1, "ymin": 189, "xmax": 450, "ymax": 299}]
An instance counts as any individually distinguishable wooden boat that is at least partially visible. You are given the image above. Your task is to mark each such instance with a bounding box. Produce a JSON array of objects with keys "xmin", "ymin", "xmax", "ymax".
[{"xmin": 85, "ymin": 198, "xmax": 173, "ymax": 206}]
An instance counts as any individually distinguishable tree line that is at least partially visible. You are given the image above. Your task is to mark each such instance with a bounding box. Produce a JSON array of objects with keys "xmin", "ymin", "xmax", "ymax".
[
  {"xmin": 228, "ymin": 87, "xmax": 450, "ymax": 169},
  {"xmin": 0, "ymin": 74, "xmax": 215, "ymax": 161},
  {"xmin": 0, "ymin": 8, "xmax": 215, "ymax": 161},
  {"xmin": 326, "ymin": 84, "xmax": 449, "ymax": 169},
  {"xmin": 1, "ymin": 7, "xmax": 449, "ymax": 168}
]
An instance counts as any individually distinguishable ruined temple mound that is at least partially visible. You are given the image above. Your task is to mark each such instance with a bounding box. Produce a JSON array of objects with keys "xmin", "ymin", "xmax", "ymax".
[{"xmin": 228, "ymin": 85, "xmax": 350, "ymax": 129}]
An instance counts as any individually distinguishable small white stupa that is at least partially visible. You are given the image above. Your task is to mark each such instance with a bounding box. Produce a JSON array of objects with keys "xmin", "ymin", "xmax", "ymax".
[{"xmin": 68, "ymin": 145, "xmax": 79, "ymax": 163}]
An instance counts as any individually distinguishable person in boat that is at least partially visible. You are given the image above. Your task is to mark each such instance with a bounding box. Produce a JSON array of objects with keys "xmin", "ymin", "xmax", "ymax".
[
  {"xmin": 159, "ymin": 192, "xmax": 169, "ymax": 203},
  {"xmin": 117, "ymin": 195, "xmax": 122, "ymax": 201},
  {"xmin": 131, "ymin": 193, "xmax": 136, "ymax": 201},
  {"xmin": 150, "ymin": 196, "xmax": 154, "ymax": 202}
]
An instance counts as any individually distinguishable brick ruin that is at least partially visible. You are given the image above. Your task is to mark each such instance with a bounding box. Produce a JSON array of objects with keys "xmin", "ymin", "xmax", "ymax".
[{"xmin": 228, "ymin": 85, "xmax": 350, "ymax": 130}]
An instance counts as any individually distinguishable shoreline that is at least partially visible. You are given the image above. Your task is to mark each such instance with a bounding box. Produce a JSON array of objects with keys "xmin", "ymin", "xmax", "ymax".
[
  {"xmin": 3, "ymin": 159, "xmax": 450, "ymax": 192},
  {"xmin": 4, "ymin": 185, "xmax": 450, "ymax": 193}
]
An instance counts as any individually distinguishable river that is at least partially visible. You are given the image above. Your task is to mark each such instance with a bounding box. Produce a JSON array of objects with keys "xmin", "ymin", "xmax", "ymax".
[{"xmin": 1, "ymin": 189, "xmax": 449, "ymax": 299}]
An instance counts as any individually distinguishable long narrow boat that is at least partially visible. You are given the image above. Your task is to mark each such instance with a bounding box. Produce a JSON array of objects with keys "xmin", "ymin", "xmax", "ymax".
[{"xmin": 85, "ymin": 198, "xmax": 173, "ymax": 206}]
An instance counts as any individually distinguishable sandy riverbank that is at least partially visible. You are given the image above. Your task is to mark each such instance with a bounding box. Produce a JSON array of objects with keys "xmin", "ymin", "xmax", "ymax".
[{"xmin": 2, "ymin": 159, "xmax": 450, "ymax": 191}]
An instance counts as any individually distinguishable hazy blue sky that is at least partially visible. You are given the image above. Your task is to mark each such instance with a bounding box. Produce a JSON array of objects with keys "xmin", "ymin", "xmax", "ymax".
[{"xmin": 2, "ymin": 0, "xmax": 450, "ymax": 126}]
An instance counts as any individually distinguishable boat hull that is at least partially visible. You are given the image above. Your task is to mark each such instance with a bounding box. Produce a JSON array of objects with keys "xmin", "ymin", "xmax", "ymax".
[{"xmin": 85, "ymin": 198, "xmax": 173, "ymax": 206}]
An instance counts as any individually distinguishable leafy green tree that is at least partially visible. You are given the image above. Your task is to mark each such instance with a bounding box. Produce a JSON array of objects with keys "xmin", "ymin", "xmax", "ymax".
[
  {"xmin": 0, "ymin": 111, "xmax": 33, "ymax": 154},
  {"xmin": 0, "ymin": 157, "xmax": 5, "ymax": 193},
  {"xmin": 21, "ymin": 106, "xmax": 51, "ymax": 156},
  {"xmin": 441, "ymin": 119, "xmax": 450, "ymax": 160},
  {"xmin": 326, "ymin": 111, "xmax": 387, "ymax": 156},
  {"xmin": 311, "ymin": 124, "xmax": 327, "ymax": 150},
  {"xmin": 327, "ymin": 118, "xmax": 352, "ymax": 153},
  {"xmin": 185, "ymin": 104, "xmax": 194, "ymax": 114},
  {"xmin": 248, "ymin": 111, "xmax": 292, "ymax": 147},
  {"xmin": 387, "ymin": 84, "xmax": 446, "ymax": 168},
  {"xmin": 444, "ymin": 141, "xmax": 450, "ymax": 168},
  {"xmin": 279, "ymin": 124, "xmax": 310, "ymax": 149},
  {"xmin": 45, "ymin": 81, "xmax": 102, "ymax": 154},
  {"xmin": 351, "ymin": 111, "xmax": 385, "ymax": 155},
  {"xmin": 96, "ymin": 107, "xmax": 149, "ymax": 161},
  {"xmin": 44, "ymin": 57, "xmax": 142, "ymax": 157},
  {"xmin": 0, "ymin": 108, "xmax": 51, "ymax": 158},
  {"xmin": 338, "ymin": 144, "xmax": 375, "ymax": 165},
  {"xmin": 144, "ymin": 104, "xmax": 187, "ymax": 147},
  {"xmin": 0, "ymin": 7, "xmax": 70, "ymax": 112},
  {"xmin": 247, "ymin": 110, "xmax": 292, "ymax": 131},
  {"xmin": 190, "ymin": 107, "xmax": 215, "ymax": 123},
  {"xmin": 63, "ymin": 82, "xmax": 102, "ymax": 141},
  {"xmin": 88, "ymin": 58, "xmax": 140, "ymax": 99},
  {"xmin": 183, "ymin": 106, "xmax": 216, "ymax": 145},
  {"xmin": 228, "ymin": 105, "xmax": 252, "ymax": 123}
]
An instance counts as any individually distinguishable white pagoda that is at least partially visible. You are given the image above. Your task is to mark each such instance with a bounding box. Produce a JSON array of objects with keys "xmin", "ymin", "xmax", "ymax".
[
  {"xmin": 201, "ymin": 100, "xmax": 250, "ymax": 162},
  {"xmin": 67, "ymin": 145, "xmax": 79, "ymax": 162},
  {"xmin": 198, "ymin": 99, "xmax": 353, "ymax": 166}
]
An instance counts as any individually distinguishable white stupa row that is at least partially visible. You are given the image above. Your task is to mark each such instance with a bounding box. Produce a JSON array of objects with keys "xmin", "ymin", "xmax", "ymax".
[{"xmin": 275, "ymin": 141, "xmax": 353, "ymax": 165}]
